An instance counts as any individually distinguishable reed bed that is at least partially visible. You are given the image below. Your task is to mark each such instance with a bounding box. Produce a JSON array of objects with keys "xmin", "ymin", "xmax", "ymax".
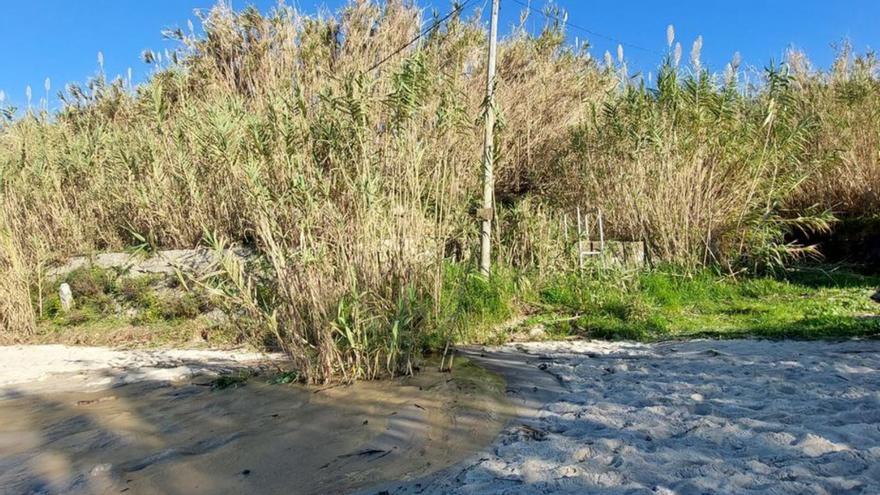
[{"xmin": 0, "ymin": 1, "xmax": 877, "ymax": 380}]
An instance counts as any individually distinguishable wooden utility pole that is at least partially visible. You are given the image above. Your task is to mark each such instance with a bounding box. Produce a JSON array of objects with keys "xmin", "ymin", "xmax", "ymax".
[{"xmin": 480, "ymin": 0, "xmax": 500, "ymax": 276}]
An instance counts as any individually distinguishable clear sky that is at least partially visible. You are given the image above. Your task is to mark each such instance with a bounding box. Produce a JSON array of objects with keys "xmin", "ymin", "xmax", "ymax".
[{"xmin": 2, "ymin": 0, "xmax": 878, "ymax": 110}]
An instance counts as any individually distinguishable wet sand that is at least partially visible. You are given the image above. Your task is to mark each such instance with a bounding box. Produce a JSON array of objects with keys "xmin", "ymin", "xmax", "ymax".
[{"xmin": 0, "ymin": 346, "xmax": 512, "ymax": 495}]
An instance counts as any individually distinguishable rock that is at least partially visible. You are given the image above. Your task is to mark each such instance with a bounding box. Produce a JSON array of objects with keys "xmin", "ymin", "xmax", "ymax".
[
  {"xmin": 203, "ymin": 308, "xmax": 229, "ymax": 326},
  {"xmin": 797, "ymin": 433, "xmax": 849, "ymax": 457},
  {"xmin": 528, "ymin": 325, "xmax": 546, "ymax": 339},
  {"xmin": 89, "ymin": 463, "xmax": 113, "ymax": 476},
  {"xmin": 59, "ymin": 283, "xmax": 74, "ymax": 312}
]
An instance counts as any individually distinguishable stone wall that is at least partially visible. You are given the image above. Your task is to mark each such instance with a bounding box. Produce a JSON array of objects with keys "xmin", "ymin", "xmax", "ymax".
[{"xmin": 47, "ymin": 248, "xmax": 253, "ymax": 280}]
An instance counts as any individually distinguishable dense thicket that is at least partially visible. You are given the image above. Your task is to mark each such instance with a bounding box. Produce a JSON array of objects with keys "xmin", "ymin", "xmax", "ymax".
[{"xmin": 1, "ymin": 1, "xmax": 877, "ymax": 380}]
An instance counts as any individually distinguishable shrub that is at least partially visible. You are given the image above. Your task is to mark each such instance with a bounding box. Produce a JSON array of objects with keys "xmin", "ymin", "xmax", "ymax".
[
  {"xmin": 113, "ymin": 276, "xmax": 158, "ymax": 307},
  {"xmin": 158, "ymin": 292, "xmax": 208, "ymax": 321},
  {"xmin": 65, "ymin": 267, "xmax": 115, "ymax": 300}
]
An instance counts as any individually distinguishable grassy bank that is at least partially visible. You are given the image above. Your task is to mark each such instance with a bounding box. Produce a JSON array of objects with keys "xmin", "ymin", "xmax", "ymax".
[
  {"xmin": 27, "ymin": 263, "xmax": 880, "ymax": 349},
  {"xmin": 29, "ymin": 265, "xmax": 238, "ymax": 348}
]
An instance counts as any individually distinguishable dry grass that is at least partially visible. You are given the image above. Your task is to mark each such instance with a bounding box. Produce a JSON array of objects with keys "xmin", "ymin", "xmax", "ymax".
[
  {"xmin": 787, "ymin": 47, "xmax": 880, "ymax": 216},
  {"xmin": 0, "ymin": 218, "xmax": 35, "ymax": 341}
]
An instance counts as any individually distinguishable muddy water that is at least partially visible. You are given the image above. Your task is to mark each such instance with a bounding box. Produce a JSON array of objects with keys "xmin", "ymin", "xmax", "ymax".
[{"xmin": 0, "ymin": 359, "xmax": 511, "ymax": 495}]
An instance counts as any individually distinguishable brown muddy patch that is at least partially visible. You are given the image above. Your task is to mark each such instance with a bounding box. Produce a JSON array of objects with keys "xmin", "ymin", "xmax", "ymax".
[{"xmin": 0, "ymin": 358, "xmax": 510, "ymax": 494}]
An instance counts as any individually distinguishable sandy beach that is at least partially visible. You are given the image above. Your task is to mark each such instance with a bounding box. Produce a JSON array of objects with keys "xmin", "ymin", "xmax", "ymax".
[
  {"xmin": 2, "ymin": 340, "xmax": 880, "ymax": 494},
  {"xmin": 383, "ymin": 339, "xmax": 880, "ymax": 494}
]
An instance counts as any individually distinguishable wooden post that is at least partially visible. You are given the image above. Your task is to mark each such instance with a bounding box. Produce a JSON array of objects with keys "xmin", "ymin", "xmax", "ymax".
[
  {"xmin": 576, "ymin": 206, "xmax": 584, "ymax": 271},
  {"xmin": 598, "ymin": 208, "xmax": 606, "ymax": 268},
  {"xmin": 564, "ymin": 214, "xmax": 569, "ymax": 241},
  {"xmin": 480, "ymin": 0, "xmax": 500, "ymax": 277},
  {"xmin": 585, "ymin": 208, "xmax": 592, "ymax": 254}
]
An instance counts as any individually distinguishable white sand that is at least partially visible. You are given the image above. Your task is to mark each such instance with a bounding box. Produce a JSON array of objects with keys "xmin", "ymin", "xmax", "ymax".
[
  {"xmin": 0, "ymin": 345, "xmax": 283, "ymax": 390},
  {"xmin": 387, "ymin": 339, "xmax": 880, "ymax": 494}
]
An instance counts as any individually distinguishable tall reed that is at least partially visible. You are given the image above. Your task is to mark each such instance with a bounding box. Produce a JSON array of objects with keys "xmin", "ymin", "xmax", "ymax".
[{"xmin": 1, "ymin": 1, "xmax": 877, "ymax": 378}]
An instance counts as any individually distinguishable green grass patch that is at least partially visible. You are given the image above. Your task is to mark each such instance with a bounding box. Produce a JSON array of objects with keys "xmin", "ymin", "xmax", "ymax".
[
  {"xmin": 525, "ymin": 266, "xmax": 880, "ymax": 341},
  {"xmin": 31, "ymin": 265, "xmax": 231, "ymax": 347},
  {"xmin": 423, "ymin": 263, "xmax": 520, "ymax": 348},
  {"xmin": 270, "ymin": 370, "xmax": 301, "ymax": 385},
  {"xmin": 39, "ymin": 266, "xmax": 216, "ymax": 327},
  {"xmin": 114, "ymin": 276, "xmax": 160, "ymax": 308},
  {"xmin": 211, "ymin": 371, "xmax": 251, "ymax": 390}
]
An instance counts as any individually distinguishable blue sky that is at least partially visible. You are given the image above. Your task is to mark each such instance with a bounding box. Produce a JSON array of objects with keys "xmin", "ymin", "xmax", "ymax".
[{"xmin": 2, "ymin": 1, "xmax": 878, "ymax": 110}]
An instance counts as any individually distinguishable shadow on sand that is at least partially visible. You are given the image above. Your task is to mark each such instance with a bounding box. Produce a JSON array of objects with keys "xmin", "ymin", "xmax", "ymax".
[{"xmin": 0, "ymin": 357, "xmax": 511, "ymax": 495}]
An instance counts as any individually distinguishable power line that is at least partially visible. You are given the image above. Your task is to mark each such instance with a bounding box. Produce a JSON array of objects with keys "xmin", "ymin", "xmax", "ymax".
[
  {"xmin": 509, "ymin": 0, "xmax": 664, "ymax": 56},
  {"xmin": 368, "ymin": 0, "xmax": 477, "ymax": 72}
]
